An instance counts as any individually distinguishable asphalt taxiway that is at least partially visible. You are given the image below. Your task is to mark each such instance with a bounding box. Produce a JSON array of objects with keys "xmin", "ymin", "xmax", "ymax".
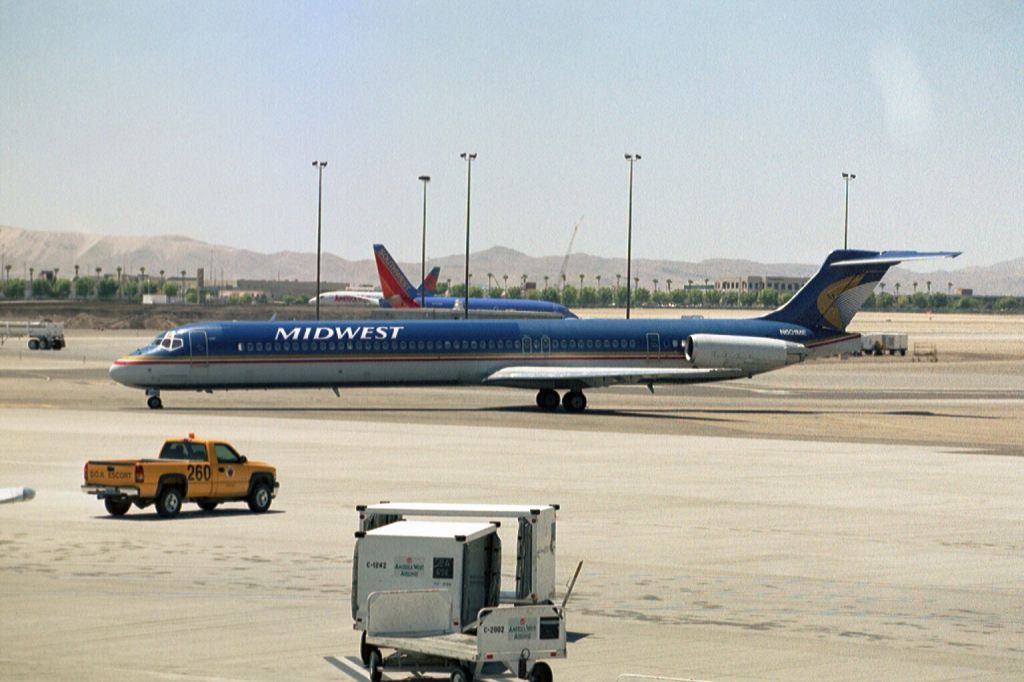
[{"xmin": 0, "ymin": 318, "xmax": 1021, "ymax": 681}]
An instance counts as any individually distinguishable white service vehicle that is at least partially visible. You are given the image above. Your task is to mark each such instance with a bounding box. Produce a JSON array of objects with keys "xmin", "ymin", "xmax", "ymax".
[
  {"xmin": 350, "ymin": 504, "xmax": 573, "ymax": 682},
  {"xmin": 356, "ymin": 502, "xmax": 559, "ymax": 605},
  {"xmin": 859, "ymin": 332, "xmax": 908, "ymax": 356},
  {"xmin": 0, "ymin": 320, "xmax": 65, "ymax": 350}
]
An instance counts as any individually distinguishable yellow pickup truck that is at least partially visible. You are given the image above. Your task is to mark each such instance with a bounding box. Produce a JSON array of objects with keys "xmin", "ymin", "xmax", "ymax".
[{"xmin": 82, "ymin": 435, "xmax": 279, "ymax": 518}]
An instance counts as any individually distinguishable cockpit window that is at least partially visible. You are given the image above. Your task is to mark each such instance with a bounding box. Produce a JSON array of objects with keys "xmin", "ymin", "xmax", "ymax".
[{"xmin": 156, "ymin": 332, "xmax": 185, "ymax": 351}]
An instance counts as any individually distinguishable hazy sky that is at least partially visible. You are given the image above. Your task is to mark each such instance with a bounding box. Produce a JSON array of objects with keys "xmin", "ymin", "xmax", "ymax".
[{"xmin": 2, "ymin": 1, "xmax": 1022, "ymax": 270}]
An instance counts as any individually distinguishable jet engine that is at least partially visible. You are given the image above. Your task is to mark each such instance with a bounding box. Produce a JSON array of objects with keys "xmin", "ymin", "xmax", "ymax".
[{"xmin": 684, "ymin": 334, "xmax": 808, "ymax": 374}]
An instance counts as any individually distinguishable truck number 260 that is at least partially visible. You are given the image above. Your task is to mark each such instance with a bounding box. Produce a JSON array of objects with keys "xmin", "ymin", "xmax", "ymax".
[{"xmin": 187, "ymin": 464, "xmax": 212, "ymax": 481}]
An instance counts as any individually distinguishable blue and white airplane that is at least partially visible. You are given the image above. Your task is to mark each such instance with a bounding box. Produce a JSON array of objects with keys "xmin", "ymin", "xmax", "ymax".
[
  {"xmin": 110, "ymin": 249, "xmax": 958, "ymax": 412},
  {"xmin": 309, "ymin": 266, "xmax": 441, "ymax": 307},
  {"xmin": 374, "ymin": 244, "xmax": 578, "ymax": 318}
]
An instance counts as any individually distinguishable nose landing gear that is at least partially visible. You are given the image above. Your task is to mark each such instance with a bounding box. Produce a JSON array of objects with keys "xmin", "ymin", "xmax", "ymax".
[{"xmin": 146, "ymin": 389, "xmax": 163, "ymax": 410}]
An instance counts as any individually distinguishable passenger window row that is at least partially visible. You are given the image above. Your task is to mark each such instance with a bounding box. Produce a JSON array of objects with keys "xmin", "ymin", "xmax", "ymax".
[{"xmin": 233, "ymin": 337, "xmax": 641, "ymax": 353}]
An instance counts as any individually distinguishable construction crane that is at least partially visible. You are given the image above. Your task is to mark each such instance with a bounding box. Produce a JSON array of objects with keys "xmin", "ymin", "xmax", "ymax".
[{"xmin": 559, "ymin": 216, "xmax": 583, "ymax": 291}]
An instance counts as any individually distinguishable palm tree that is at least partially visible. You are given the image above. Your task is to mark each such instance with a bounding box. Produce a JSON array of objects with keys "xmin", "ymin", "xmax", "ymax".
[
  {"xmin": 116, "ymin": 266, "xmax": 123, "ymax": 299},
  {"xmin": 502, "ymin": 274, "xmax": 508, "ymax": 295},
  {"xmin": 579, "ymin": 273, "xmax": 584, "ymax": 289},
  {"xmin": 894, "ymin": 282, "xmax": 901, "ymax": 306},
  {"xmin": 543, "ymin": 275, "xmax": 549, "ymax": 290},
  {"xmin": 74, "ymin": 264, "xmax": 80, "ymax": 280},
  {"xmin": 666, "ymin": 278, "xmax": 672, "ymax": 292},
  {"xmin": 912, "ymin": 281, "xmax": 918, "ymax": 294},
  {"xmin": 140, "ymin": 266, "xmax": 146, "ymax": 281},
  {"xmin": 615, "ymin": 274, "xmax": 621, "ymax": 290},
  {"xmin": 947, "ymin": 281, "xmax": 953, "ymax": 295},
  {"xmin": 595, "ymin": 274, "xmax": 602, "ymax": 290},
  {"xmin": 926, "ymin": 280, "xmax": 931, "ymax": 294},
  {"xmin": 652, "ymin": 278, "xmax": 659, "ymax": 293}
]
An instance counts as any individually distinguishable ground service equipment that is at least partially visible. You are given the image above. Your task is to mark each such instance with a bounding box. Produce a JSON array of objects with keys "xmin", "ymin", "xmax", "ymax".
[
  {"xmin": 858, "ymin": 332, "xmax": 909, "ymax": 356},
  {"xmin": 357, "ymin": 502, "xmax": 559, "ymax": 604},
  {"xmin": 0, "ymin": 320, "xmax": 65, "ymax": 350},
  {"xmin": 350, "ymin": 505, "xmax": 570, "ymax": 681}
]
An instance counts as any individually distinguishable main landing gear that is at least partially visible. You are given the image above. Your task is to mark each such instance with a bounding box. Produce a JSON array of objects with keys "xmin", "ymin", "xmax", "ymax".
[
  {"xmin": 146, "ymin": 388, "xmax": 163, "ymax": 410},
  {"xmin": 535, "ymin": 388, "xmax": 587, "ymax": 413}
]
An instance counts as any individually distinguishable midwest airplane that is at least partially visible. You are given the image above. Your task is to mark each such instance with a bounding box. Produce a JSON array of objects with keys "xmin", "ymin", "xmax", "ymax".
[
  {"xmin": 374, "ymin": 244, "xmax": 578, "ymax": 318},
  {"xmin": 309, "ymin": 266, "xmax": 441, "ymax": 307},
  {"xmin": 110, "ymin": 249, "xmax": 958, "ymax": 411}
]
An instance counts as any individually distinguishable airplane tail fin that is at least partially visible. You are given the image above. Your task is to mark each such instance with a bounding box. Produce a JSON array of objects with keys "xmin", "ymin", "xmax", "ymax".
[
  {"xmin": 419, "ymin": 266, "xmax": 441, "ymax": 295},
  {"xmin": 761, "ymin": 250, "xmax": 960, "ymax": 334},
  {"xmin": 373, "ymin": 244, "xmax": 418, "ymax": 307}
]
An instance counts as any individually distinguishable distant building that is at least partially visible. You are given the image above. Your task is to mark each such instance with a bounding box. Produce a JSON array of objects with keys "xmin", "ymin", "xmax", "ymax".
[
  {"xmin": 715, "ymin": 275, "xmax": 805, "ymax": 293},
  {"xmin": 955, "ymin": 287, "xmax": 973, "ymax": 296},
  {"xmin": 236, "ymin": 279, "xmax": 350, "ymax": 300}
]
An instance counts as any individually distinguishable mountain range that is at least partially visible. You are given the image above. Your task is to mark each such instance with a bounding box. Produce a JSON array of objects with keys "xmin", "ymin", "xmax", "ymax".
[{"xmin": 1, "ymin": 225, "xmax": 1020, "ymax": 296}]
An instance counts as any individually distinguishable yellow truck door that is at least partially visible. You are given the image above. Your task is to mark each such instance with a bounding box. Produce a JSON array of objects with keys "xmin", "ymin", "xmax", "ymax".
[
  {"xmin": 212, "ymin": 443, "xmax": 249, "ymax": 498},
  {"xmin": 182, "ymin": 441, "xmax": 215, "ymax": 498}
]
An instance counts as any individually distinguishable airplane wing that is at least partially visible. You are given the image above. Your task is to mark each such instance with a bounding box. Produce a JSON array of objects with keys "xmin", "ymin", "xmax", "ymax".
[
  {"xmin": 483, "ymin": 366, "xmax": 747, "ymax": 390},
  {"xmin": 0, "ymin": 487, "xmax": 35, "ymax": 504}
]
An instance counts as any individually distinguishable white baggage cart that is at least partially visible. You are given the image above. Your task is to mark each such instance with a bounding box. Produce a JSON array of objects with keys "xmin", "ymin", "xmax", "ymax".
[{"xmin": 350, "ymin": 505, "xmax": 576, "ymax": 681}]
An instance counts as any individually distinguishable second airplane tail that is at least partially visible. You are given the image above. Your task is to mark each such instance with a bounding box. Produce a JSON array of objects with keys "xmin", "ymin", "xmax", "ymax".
[{"xmin": 761, "ymin": 249, "xmax": 960, "ymax": 334}]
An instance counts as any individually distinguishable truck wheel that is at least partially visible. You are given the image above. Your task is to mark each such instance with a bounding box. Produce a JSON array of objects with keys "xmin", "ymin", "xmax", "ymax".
[
  {"xmin": 28, "ymin": 339, "xmax": 39, "ymax": 350},
  {"xmin": 197, "ymin": 500, "xmax": 219, "ymax": 512},
  {"xmin": 247, "ymin": 481, "xmax": 272, "ymax": 513},
  {"xmin": 156, "ymin": 487, "xmax": 183, "ymax": 518},
  {"xmin": 368, "ymin": 649, "xmax": 383, "ymax": 682},
  {"xmin": 528, "ymin": 661, "xmax": 552, "ymax": 682},
  {"xmin": 104, "ymin": 498, "xmax": 132, "ymax": 516}
]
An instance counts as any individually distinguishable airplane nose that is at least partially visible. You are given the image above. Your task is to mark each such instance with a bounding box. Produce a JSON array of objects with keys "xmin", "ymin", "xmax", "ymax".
[{"xmin": 109, "ymin": 360, "xmax": 133, "ymax": 386}]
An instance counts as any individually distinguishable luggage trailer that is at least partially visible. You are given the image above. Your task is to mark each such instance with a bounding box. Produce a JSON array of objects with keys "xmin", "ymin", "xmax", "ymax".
[{"xmin": 351, "ymin": 504, "xmax": 572, "ymax": 682}]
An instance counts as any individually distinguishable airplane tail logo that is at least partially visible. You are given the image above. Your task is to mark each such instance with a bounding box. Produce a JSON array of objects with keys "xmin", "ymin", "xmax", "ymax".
[
  {"xmin": 762, "ymin": 249, "xmax": 960, "ymax": 334},
  {"xmin": 373, "ymin": 244, "xmax": 440, "ymax": 308},
  {"xmin": 421, "ymin": 267, "xmax": 440, "ymax": 295}
]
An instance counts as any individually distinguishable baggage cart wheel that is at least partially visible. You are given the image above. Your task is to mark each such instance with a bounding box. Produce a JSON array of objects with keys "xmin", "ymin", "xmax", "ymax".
[
  {"xmin": 450, "ymin": 666, "xmax": 472, "ymax": 682},
  {"xmin": 528, "ymin": 661, "xmax": 552, "ymax": 682},
  {"xmin": 368, "ymin": 648, "xmax": 383, "ymax": 682},
  {"xmin": 359, "ymin": 631, "xmax": 371, "ymax": 666}
]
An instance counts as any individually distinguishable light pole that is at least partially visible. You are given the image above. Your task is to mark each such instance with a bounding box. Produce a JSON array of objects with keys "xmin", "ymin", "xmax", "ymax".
[
  {"xmin": 842, "ymin": 172, "xmax": 856, "ymax": 249},
  {"xmin": 625, "ymin": 154, "xmax": 641, "ymax": 319},
  {"xmin": 460, "ymin": 152, "xmax": 476, "ymax": 318},
  {"xmin": 418, "ymin": 175, "xmax": 431, "ymax": 308},
  {"xmin": 312, "ymin": 160, "xmax": 327, "ymax": 320}
]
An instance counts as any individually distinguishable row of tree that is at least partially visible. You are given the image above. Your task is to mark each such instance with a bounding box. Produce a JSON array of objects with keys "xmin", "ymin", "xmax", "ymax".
[
  {"xmin": 2, "ymin": 276, "xmax": 1021, "ymax": 311},
  {"xmin": 438, "ymin": 283, "xmax": 1024, "ymax": 312}
]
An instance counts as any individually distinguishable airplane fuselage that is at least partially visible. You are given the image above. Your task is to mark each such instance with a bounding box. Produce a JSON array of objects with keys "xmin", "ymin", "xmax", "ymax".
[{"xmin": 110, "ymin": 317, "xmax": 841, "ymax": 392}]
